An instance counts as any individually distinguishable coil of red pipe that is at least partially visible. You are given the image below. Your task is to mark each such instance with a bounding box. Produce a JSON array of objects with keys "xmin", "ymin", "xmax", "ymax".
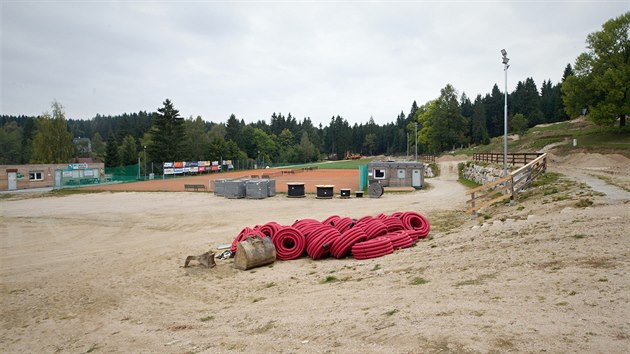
[
  {"xmin": 351, "ymin": 237, "xmax": 394, "ymax": 260},
  {"xmin": 330, "ymin": 227, "xmax": 368, "ymax": 259},
  {"xmin": 306, "ymin": 226, "xmax": 340, "ymax": 260},
  {"xmin": 333, "ymin": 217, "xmax": 355, "ymax": 234},
  {"xmin": 272, "ymin": 226, "xmax": 306, "ymax": 260},
  {"xmin": 383, "ymin": 230, "xmax": 414, "ymax": 249},
  {"xmin": 257, "ymin": 221, "xmax": 282, "ymax": 238},
  {"xmin": 357, "ymin": 219, "xmax": 388, "ymax": 240},
  {"xmin": 382, "ymin": 216, "xmax": 405, "ymax": 232},
  {"xmin": 230, "ymin": 211, "xmax": 429, "ymax": 260},
  {"xmin": 401, "ymin": 211, "xmax": 431, "ymax": 238}
]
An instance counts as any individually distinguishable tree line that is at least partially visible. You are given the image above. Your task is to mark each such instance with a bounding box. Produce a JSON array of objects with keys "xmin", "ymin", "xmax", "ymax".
[{"xmin": 1, "ymin": 12, "xmax": 627, "ymax": 167}]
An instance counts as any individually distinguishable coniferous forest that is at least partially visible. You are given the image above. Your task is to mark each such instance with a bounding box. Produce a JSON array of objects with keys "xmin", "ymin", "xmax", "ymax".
[{"xmin": 0, "ymin": 71, "xmax": 573, "ymax": 167}]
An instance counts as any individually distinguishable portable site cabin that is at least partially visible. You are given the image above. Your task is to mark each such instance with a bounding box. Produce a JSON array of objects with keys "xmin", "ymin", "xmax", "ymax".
[{"xmin": 367, "ymin": 161, "xmax": 424, "ymax": 188}]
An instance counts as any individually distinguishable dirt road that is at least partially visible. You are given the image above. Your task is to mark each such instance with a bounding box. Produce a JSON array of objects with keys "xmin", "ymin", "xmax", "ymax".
[{"xmin": 1, "ymin": 156, "xmax": 628, "ymax": 353}]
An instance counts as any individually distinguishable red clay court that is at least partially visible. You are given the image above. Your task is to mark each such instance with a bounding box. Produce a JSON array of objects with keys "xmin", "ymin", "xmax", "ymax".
[{"xmin": 84, "ymin": 168, "xmax": 359, "ymax": 194}]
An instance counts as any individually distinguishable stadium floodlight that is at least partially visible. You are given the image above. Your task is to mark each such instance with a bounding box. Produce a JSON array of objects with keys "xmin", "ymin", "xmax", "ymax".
[{"xmin": 501, "ymin": 49, "xmax": 510, "ymax": 177}]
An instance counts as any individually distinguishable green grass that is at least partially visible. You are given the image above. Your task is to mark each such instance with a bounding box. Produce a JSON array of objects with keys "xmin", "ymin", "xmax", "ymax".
[
  {"xmin": 532, "ymin": 172, "xmax": 562, "ymax": 187},
  {"xmin": 529, "ymin": 121, "xmax": 572, "ymax": 132},
  {"xmin": 321, "ymin": 275, "xmax": 339, "ymax": 283},
  {"xmin": 575, "ymin": 198, "xmax": 593, "ymax": 208},
  {"xmin": 200, "ymin": 315, "xmax": 214, "ymax": 322},
  {"xmin": 297, "ymin": 158, "xmax": 374, "ymax": 170},
  {"xmin": 531, "ymin": 137, "xmax": 564, "ymax": 149},
  {"xmin": 458, "ymin": 177, "xmax": 481, "ymax": 189},
  {"xmin": 410, "ymin": 277, "xmax": 429, "ymax": 285},
  {"xmin": 384, "ymin": 309, "xmax": 399, "ymax": 316},
  {"xmin": 452, "ymin": 119, "xmax": 630, "ymax": 157}
]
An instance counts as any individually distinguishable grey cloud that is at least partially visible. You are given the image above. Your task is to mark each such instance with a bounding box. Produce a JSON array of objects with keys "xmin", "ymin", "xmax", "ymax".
[{"xmin": 1, "ymin": 1, "xmax": 628, "ymax": 125}]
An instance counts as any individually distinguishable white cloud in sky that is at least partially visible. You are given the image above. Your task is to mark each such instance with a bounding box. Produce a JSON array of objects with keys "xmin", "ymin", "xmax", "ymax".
[{"xmin": 1, "ymin": 1, "xmax": 628, "ymax": 125}]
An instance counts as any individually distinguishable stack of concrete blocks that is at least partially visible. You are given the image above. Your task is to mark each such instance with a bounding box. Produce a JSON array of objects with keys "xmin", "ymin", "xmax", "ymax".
[
  {"xmin": 246, "ymin": 180, "xmax": 268, "ymax": 199},
  {"xmin": 218, "ymin": 178, "xmax": 276, "ymax": 199},
  {"xmin": 213, "ymin": 179, "xmax": 226, "ymax": 196},
  {"xmin": 224, "ymin": 180, "xmax": 246, "ymax": 199}
]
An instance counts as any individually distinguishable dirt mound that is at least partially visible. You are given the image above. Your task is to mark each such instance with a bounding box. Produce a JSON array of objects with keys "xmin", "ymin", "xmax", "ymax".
[{"xmin": 559, "ymin": 152, "xmax": 630, "ymax": 169}]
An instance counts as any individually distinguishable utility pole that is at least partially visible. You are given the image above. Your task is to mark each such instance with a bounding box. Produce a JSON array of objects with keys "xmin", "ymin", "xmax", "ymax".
[{"xmin": 414, "ymin": 122, "xmax": 418, "ymax": 161}]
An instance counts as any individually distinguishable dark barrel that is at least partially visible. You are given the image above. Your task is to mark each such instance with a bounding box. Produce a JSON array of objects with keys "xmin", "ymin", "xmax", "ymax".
[
  {"xmin": 316, "ymin": 185, "xmax": 334, "ymax": 199},
  {"xmin": 287, "ymin": 182, "xmax": 305, "ymax": 198}
]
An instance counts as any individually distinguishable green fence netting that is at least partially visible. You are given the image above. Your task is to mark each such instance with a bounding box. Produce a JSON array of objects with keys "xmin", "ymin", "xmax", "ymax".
[{"xmin": 105, "ymin": 164, "xmax": 140, "ymax": 182}]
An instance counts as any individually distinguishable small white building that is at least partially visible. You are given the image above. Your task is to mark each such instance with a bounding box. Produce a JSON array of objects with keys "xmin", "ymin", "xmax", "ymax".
[{"xmin": 367, "ymin": 160, "xmax": 424, "ymax": 188}]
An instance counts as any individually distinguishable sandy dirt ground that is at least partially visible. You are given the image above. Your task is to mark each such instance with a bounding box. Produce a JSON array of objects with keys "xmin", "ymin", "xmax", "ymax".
[
  {"xmin": 84, "ymin": 168, "xmax": 359, "ymax": 194},
  {"xmin": 1, "ymin": 155, "xmax": 629, "ymax": 353}
]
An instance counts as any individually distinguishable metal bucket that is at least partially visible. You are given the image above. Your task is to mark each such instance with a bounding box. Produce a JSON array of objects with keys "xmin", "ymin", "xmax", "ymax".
[{"xmin": 234, "ymin": 236, "xmax": 276, "ymax": 270}]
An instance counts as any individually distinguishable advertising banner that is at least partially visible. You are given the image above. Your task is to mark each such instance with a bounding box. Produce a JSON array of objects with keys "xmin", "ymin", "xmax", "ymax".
[
  {"xmin": 183, "ymin": 167, "xmax": 190, "ymax": 173},
  {"xmin": 84, "ymin": 169, "xmax": 94, "ymax": 177},
  {"xmin": 190, "ymin": 167, "xmax": 199, "ymax": 173},
  {"xmin": 211, "ymin": 165, "xmax": 219, "ymax": 171},
  {"xmin": 174, "ymin": 161, "xmax": 184, "ymax": 168},
  {"xmin": 198, "ymin": 166, "xmax": 207, "ymax": 172},
  {"xmin": 174, "ymin": 168, "xmax": 183, "ymax": 174},
  {"xmin": 185, "ymin": 161, "xmax": 198, "ymax": 167},
  {"xmin": 164, "ymin": 162, "xmax": 174, "ymax": 168},
  {"xmin": 62, "ymin": 171, "xmax": 73, "ymax": 177},
  {"xmin": 212, "ymin": 161, "xmax": 219, "ymax": 166},
  {"xmin": 68, "ymin": 163, "xmax": 88, "ymax": 170},
  {"xmin": 164, "ymin": 168, "xmax": 175, "ymax": 175}
]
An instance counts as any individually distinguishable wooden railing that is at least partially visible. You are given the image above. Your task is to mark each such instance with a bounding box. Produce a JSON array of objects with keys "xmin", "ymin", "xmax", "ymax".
[
  {"xmin": 465, "ymin": 153, "xmax": 547, "ymax": 214},
  {"xmin": 473, "ymin": 153, "xmax": 543, "ymax": 165},
  {"xmin": 419, "ymin": 155, "xmax": 436, "ymax": 163}
]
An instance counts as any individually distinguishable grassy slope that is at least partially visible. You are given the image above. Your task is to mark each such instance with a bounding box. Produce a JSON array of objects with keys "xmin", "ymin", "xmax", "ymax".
[{"xmin": 455, "ymin": 118, "xmax": 630, "ymax": 157}]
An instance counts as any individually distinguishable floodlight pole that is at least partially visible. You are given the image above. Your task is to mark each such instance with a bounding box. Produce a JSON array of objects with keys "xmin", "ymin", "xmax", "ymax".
[
  {"xmin": 502, "ymin": 50, "xmax": 510, "ymax": 177},
  {"xmin": 143, "ymin": 146, "xmax": 147, "ymax": 180}
]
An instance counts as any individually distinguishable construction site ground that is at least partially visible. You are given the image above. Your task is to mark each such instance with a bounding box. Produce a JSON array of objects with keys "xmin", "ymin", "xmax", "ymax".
[{"xmin": 1, "ymin": 153, "xmax": 629, "ymax": 353}]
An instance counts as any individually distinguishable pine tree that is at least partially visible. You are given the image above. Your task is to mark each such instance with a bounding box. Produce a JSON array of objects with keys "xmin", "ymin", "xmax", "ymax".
[
  {"xmin": 471, "ymin": 95, "xmax": 490, "ymax": 145},
  {"xmin": 119, "ymin": 135, "xmax": 138, "ymax": 166},
  {"xmin": 147, "ymin": 99, "xmax": 185, "ymax": 163},
  {"xmin": 105, "ymin": 134, "xmax": 119, "ymax": 167}
]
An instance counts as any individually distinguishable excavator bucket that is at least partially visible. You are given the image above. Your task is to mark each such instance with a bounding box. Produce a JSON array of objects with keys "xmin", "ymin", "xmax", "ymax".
[
  {"xmin": 183, "ymin": 251, "xmax": 216, "ymax": 268},
  {"xmin": 234, "ymin": 236, "xmax": 276, "ymax": 270}
]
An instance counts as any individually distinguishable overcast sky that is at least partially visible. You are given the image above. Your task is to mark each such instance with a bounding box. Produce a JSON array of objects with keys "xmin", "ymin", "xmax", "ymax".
[{"xmin": 1, "ymin": 1, "xmax": 628, "ymax": 126}]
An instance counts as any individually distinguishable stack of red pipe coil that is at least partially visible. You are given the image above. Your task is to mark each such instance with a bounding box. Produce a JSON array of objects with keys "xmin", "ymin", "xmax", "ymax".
[{"xmin": 231, "ymin": 211, "xmax": 430, "ymax": 261}]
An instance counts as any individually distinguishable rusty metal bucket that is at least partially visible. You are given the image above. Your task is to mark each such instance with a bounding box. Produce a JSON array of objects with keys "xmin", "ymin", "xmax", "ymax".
[{"xmin": 234, "ymin": 236, "xmax": 276, "ymax": 270}]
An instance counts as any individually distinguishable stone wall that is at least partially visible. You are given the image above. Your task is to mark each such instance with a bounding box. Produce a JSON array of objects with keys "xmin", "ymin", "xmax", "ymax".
[{"xmin": 461, "ymin": 162, "xmax": 503, "ymax": 185}]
